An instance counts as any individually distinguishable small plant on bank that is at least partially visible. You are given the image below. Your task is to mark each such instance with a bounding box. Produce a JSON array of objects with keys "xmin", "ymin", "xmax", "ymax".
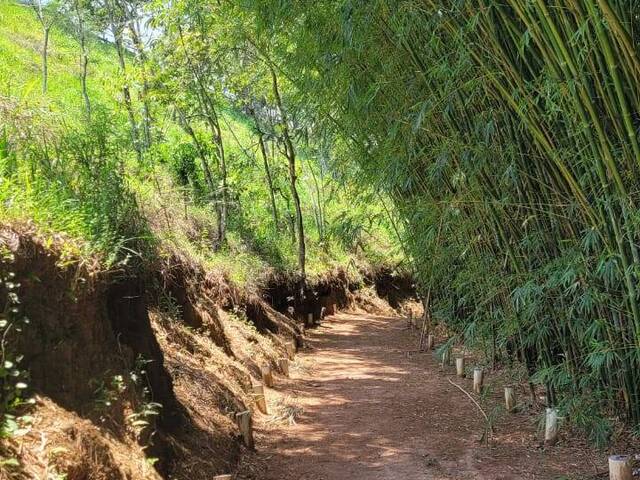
[{"xmin": 0, "ymin": 245, "xmax": 34, "ymax": 469}]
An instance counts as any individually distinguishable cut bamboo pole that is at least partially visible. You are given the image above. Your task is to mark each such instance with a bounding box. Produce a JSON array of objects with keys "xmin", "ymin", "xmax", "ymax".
[
  {"xmin": 456, "ymin": 356, "xmax": 465, "ymax": 377},
  {"xmin": 278, "ymin": 357, "xmax": 290, "ymax": 377},
  {"xmin": 473, "ymin": 368, "xmax": 484, "ymax": 393},
  {"xmin": 426, "ymin": 334, "xmax": 434, "ymax": 351},
  {"xmin": 252, "ymin": 384, "xmax": 268, "ymax": 414},
  {"xmin": 213, "ymin": 475, "xmax": 232, "ymax": 480},
  {"xmin": 504, "ymin": 386, "xmax": 516, "ymax": 412},
  {"xmin": 260, "ymin": 364, "xmax": 273, "ymax": 388},
  {"xmin": 235, "ymin": 410, "xmax": 254, "ymax": 449},
  {"xmin": 608, "ymin": 455, "xmax": 632, "ymax": 480},
  {"xmin": 285, "ymin": 341, "xmax": 296, "ymax": 360},
  {"xmin": 544, "ymin": 407, "xmax": 558, "ymax": 445},
  {"xmin": 307, "ymin": 313, "xmax": 313, "ymax": 327}
]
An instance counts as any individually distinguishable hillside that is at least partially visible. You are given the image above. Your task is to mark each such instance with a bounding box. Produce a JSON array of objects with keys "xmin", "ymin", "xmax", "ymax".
[
  {"xmin": 0, "ymin": 1, "xmax": 401, "ymax": 284},
  {"xmin": 0, "ymin": 2, "xmax": 412, "ymax": 478}
]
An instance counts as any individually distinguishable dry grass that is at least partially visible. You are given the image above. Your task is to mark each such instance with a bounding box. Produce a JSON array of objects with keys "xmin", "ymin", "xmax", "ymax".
[
  {"xmin": 2, "ymin": 397, "xmax": 160, "ymax": 480},
  {"xmin": 264, "ymin": 395, "xmax": 304, "ymax": 427},
  {"xmin": 349, "ymin": 286, "xmax": 397, "ymax": 316}
]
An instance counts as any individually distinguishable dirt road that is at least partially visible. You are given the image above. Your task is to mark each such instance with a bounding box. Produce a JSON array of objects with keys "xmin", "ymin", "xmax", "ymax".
[{"xmin": 239, "ymin": 313, "xmax": 604, "ymax": 480}]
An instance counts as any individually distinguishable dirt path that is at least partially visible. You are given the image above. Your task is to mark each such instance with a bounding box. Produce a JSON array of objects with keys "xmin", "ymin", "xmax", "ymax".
[{"xmin": 238, "ymin": 313, "xmax": 605, "ymax": 480}]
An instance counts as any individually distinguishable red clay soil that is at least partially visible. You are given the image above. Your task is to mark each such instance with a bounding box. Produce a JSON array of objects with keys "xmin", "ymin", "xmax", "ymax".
[{"xmin": 238, "ymin": 313, "xmax": 607, "ymax": 480}]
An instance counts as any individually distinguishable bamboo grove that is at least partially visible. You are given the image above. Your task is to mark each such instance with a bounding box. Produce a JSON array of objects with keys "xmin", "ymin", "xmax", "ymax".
[{"xmin": 231, "ymin": 0, "xmax": 640, "ymax": 440}]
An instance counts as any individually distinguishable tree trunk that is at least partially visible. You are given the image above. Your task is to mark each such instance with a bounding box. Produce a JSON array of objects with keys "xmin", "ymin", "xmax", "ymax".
[
  {"xmin": 76, "ymin": 6, "xmax": 91, "ymax": 119},
  {"xmin": 200, "ymin": 107, "xmax": 227, "ymax": 249},
  {"xmin": 128, "ymin": 21, "xmax": 153, "ymax": 149},
  {"xmin": 307, "ymin": 162, "xmax": 325, "ymax": 242},
  {"xmin": 113, "ymin": 26, "xmax": 140, "ymax": 159},
  {"xmin": 42, "ymin": 26, "xmax": 50, "ymax": 94},
  {"xmin": 175, "ymin": 25, "xmax": 228, "ymax": 247},
  {"xmin": 271, "ymin": 68, "xmax": 305, "ymax": 277},
  {"xmin": 257, "ymin": 129, "xmax": 279, "ymax": 232},
  {"xmin": 176, "ymin": 108, "xmax": 216, "ymax": 193}
]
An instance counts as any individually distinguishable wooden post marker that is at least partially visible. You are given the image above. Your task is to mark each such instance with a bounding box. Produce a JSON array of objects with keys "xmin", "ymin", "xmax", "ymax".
[
  {"xmin": 260, "ymin": 364, "xmax": 273, "ymax": 388},
  {"xmin": 278, "ymin": 357, "xmax": 290, "ymax": 377},
  {"xmin": 235, "ymin": 410, "xmax": 254, "ymax": 449},
  {"xmin": 285, "ymin": 341, "xmax": 296, "ymax": 360},
  {"xmin": 504, "ymin": 386, "xmax": 516, "ymax": 412},
  {"xmin": 456, "ymin": 357, "xmax": 466, "ymax": 377},
  {"xmin": 473, "ymin": 368, "xmax": 484, "ymax": 393},
  {"xmin": 608, "ymin": 455, "xmax": 632, "ymax": 480},
  {"xmin": 252, "ymin": 384, "xmax": 268, "ymax": 414},
  {"xmin": 544, "ymin": 407, "xmax": 558, "ymax": 445},
  {"xmin": 307, "ymin": 313, "xmax": 313, "ymax": 327},
  {"xmin": 426, "ymin": 334, "xmax": 434, "ymax": 351},
  {"xmin": 213, "ymin": 476, "xmax": 232, "ymax": 480}
]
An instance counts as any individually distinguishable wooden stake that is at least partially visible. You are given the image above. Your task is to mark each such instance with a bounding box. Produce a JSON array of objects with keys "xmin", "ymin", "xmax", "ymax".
[
  {"xmin": 278, "ymin": 357, "xmax": 290, "ymax": 377},
  {"xmin": 544, "ymin": 407, "xmax": 558, "ymax": 445},
  {"xmin": 235, "ymin": 410, "xmax": 254, "ymax": 449},
  {"xmin": 473, "ymin": 368, "xmax": 484, "ymax": 393},
  {"xmin": 213, "ymin": 476, "xmax": 233, "ymax": 480},
  {"xmin": 260, "ymin": 364, "xmax": 273, "ymax": 388},
  {"xmin": 426, "ymin": 334, "xmax": 434, "ymax": 351},
  {"xmin": 307, "ymin": 313, "xmax": 313, "ymax": 327},
  {"xmin": 408, "ymin": 312, "xmax": 414, "ymax": 329},
  {"xmin": 504, "ymin": 386, "xmax": 516, "ymax": 412},
  {"xmin": 252, "ymin": 384, "xmax": 268, "ymax": 414},
  {"xmin": 609, "ymin": 455, "xmax": 633, "ymax": 480},
  {"xmin": 285, "ymin": 341, "xmax": 296, "ymax": 360},
  {"xmin": 456, "ymin": 356, "xmax": 466, "ymax": 377}
]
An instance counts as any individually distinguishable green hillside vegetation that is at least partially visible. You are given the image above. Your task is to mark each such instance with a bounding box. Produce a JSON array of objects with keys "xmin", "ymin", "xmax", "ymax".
[{"xmin": 0, "ymin": 1, "xmax": 400, "ymax": 283}]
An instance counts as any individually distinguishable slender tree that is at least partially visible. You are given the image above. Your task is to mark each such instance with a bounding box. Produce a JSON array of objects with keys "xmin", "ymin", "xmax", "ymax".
[{"xmin": 27, "ymin": 0, "xmax": 62, "ymax": 94}]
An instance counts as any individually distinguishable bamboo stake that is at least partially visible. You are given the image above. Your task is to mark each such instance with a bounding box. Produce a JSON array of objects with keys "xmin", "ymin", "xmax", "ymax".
[
  {"xmin": 252, "ymin": 384, "xmax": 268, "ymax": 414},
  {"xmin": 544, "ymin": 408, "xmax": 558, "ymax": 445},
  {"xmin": 278, "ymin": 357, "xmax": 290, "ymax": 377},
  {"xmin": 235, "ymin": 410, "xmax": 254, "ymax": 449},
  {"xmin": 260, "ymin": 364, "xmax": 273, "ymax": 388},
  {"xmin": 285, "ymin": 341, "xmax": 296, "ymax": 360},
  {"xmin": 504, "ymin": 386, "xmax": 516, "ymax": 412},
  {"xmin": 213, "ymin": 475, "xmax": 232, "ymax": 480},
  {"xmin": 307, "ymin": 313, "xmax": 313, "ymax": 327},
  {"xmin": 608, "ymin": 455, "xmax": 632, "ymax": 480},
  {"xmin": 456, "ymin": 357, "xmax": 466, "ymax": 377},
  {"xmin": 426, "ymin": 334, "xmax": 434, "ymax": 351},
  {"xmin": 473, "ymin": 368, "xmax": 484, "ymax": 393}
]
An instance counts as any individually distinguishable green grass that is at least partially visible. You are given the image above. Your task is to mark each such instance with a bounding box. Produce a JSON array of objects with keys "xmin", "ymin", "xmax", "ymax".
[
  {"xmin": 0, "ymin": 2, "xmax": 121, "ymax": 118},
  {"xmin": 0, "ymin": 0, "xmax": 402, "ymax": 285}
]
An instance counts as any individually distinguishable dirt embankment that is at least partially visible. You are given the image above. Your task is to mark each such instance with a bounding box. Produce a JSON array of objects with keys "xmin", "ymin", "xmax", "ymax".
[{"xmin": 0, "ymin": 226, "xmax": 417, "ymax": 479}]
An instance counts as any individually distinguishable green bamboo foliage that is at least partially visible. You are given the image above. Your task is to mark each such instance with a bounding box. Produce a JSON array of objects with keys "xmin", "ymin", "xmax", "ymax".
[{"xmin": 239, "ymin": 0, "xmax": 640, "ymax": 441}]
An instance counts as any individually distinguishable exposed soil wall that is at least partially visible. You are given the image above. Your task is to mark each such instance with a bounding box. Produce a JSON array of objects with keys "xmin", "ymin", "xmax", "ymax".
[
  {"xmin": 0, "ymin": 227, "xmax": 408, "ymax": 479},
  {"xmin": 364, "ymin": 266, "xmax": 417, "ymax": 308},
  {"xmin": 262, "ymin": 269, "xmax": 354, "ymax": 325}
]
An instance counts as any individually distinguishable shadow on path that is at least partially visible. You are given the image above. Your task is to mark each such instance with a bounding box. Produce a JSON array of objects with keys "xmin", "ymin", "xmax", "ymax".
[{"xmin": 239, "ymin": 313, "xmax": 602, "ymax": 480}]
